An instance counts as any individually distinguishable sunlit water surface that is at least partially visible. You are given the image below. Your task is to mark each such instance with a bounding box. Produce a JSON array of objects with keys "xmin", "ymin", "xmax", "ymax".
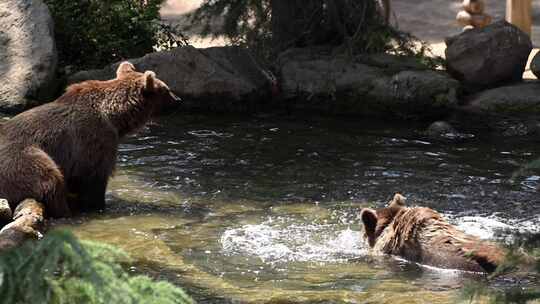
[{"xmin": 53, "ymin": 114, "xmax": 540, "ymax": 303}]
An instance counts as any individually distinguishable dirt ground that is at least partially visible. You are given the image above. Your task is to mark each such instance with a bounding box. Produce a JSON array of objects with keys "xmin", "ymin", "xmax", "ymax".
[
  {"xmin": 391, "ymin": 0, "xmax": 540, "ymax": 79},
  {"xmin": 161, "ymin": 0, "xmax": 540, "ymax": 78},
  {"xmin": 392, "ymin": 0, "xmax": 540, "ymax": 43}
]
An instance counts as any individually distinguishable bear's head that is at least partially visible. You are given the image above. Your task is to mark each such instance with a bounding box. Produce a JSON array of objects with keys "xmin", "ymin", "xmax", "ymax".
[
  {"xmin": 360, "ymin": 193, "xmax": 406, "ymax": 247},
  {"xmin": 115, "ymin": 61, "xmax": 181, "ymax": 112}
]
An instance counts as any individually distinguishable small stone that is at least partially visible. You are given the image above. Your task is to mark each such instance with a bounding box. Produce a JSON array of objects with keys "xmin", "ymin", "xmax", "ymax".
[
  {"xmin": 462, "ymin": 0, "xmax": 485, "ymax": 15},
  {"xmin": 426, "ymin": 121, "xmax": 457, "ymax": 139},
  {"xmin": 425, "ymin": 121, "xmax": 475, "ymax": 141},
  {"xmin": 456, "ymin": 10, "xmax": 473, "ymax": 27},
  {"xmin": 457, "ymin": 11, "xmax": 491, "ymax": 29}
]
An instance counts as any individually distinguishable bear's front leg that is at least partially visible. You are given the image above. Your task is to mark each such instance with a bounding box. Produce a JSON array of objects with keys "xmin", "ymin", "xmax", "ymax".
[
  {"xmin": 80, "ymin": 177, "xmax": 108, "ymax": 212},
  {"xmin": 68, "ymin": 176, "xmax": 108, "ymax": 212}
]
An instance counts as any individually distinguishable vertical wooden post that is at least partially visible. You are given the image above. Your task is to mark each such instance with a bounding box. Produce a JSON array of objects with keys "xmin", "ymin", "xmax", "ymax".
[{"xmin": 506, "ymin": 0, "xmax": 532, "ymax": 35}]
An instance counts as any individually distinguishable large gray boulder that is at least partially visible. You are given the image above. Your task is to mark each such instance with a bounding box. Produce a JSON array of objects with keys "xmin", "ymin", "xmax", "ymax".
[
  {"xmin": 278, "ymin": 51, "xmax": 384, "ymax": 100},
  {"xmin": 368, "ymin": 70, "xmax": 459, "ymax": 114},
  {"xmin": 70, "ymin": 46, "xmax": 459, "ymax": 118},
  {"xmin": 68, "ymin": 46, "xmax": 272, "ymax": 112},
  {"xmin": 277, "ymin": 48, "xmax": 459, "ymax": 118},
  {"xmin": 0, "ymin": 0, "xmax": 57, "ymax": 113},
  {"xmin": 445, "ymin": 21, "xmax": 532, "ymax": 90},
  {"xmin": 463, "ymin": 81, "xmax": 540, "ymax": 115}
]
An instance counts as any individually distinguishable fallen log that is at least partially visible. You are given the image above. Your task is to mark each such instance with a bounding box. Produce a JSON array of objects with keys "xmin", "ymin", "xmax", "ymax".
[
  {"xmin": 0, "ymin": 199, "xmax": 45, "ymax": 251},
  {"xmin": 0, "ymin": 199, "xmax": 12, "ymax": 226}
]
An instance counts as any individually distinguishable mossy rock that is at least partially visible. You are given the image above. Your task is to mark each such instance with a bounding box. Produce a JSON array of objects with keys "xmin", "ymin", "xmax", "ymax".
[{"xmin": 463, "ymin": 81, "xmax": 540, "ymax": 115}]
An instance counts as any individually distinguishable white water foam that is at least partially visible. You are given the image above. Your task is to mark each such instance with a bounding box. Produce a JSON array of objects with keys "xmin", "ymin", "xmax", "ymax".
[
  {"xmin": 220, "ymin": 219, "xmax": 366, "ymax": 264},
  {"xmin": 445, "ymin": 213, "xmax": 540, "ymax": 241},
  {"xmin": 220, "ymin": 212, "xmax": 539, "ymax": 266}
]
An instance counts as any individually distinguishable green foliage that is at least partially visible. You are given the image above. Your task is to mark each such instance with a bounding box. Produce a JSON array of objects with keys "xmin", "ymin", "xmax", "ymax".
[
  {"xmin": 44, "ymin": 0, "xmax": 187, "ymax": 69},
  {"xmin": 460, "ymin": 233, "xmax": 540, "ymax": 304},
  {"xmin": 0, "ymin": 230, "xmax": 194, "ymax": 304},
  {"xmin": 382, "ymin": 29, "xmax": 445, "ymax": 69},
  {"xmin": 187, "ymin": 0, "xmax": 271, "ymax": 62},
  {"xmin": 186, "ymin": 0, "xmax": 438, "ymax": 66},
  {"xmin": 189, "ymin": 0, "xmax": 269, "ymax": 42},
  {"xmin": 155, "ymin": 23, "xmax": 191, "ymax": 52},
  {"xmin": 461, "ymin": 282, "xmax": 540, "ymax": 304}
]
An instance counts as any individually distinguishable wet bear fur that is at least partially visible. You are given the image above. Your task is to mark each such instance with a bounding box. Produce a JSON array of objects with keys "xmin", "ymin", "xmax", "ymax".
[
  {"xmin": 0, "ymin": 62, "xmax": 180, "ymax": 218},
  {"xmin": 360, "ymin": 194, "xmax": 505, "ymax": 272}
]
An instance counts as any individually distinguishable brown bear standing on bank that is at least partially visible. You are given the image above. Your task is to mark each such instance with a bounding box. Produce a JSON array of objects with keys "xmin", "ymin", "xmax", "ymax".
[
  {"xmin": 0, "ymin": 62, "xmax": 180, "ymax": 218},
  {"xmin": 360, "ymin": 194, "xmax": 505, "ymax": 272}
]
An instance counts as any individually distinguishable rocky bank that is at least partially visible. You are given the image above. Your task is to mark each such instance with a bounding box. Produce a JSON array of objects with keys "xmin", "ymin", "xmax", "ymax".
[{"xmin": 1, "ymin": 5, "xmax": 540, "ymax": 136}]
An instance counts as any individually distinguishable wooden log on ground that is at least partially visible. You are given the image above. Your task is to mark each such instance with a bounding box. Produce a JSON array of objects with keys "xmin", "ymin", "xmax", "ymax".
[
  {"xmin": 0, "ymin": 199, "xmax": 45, "ymax": 251},
  {"xmin": 0, "ymin": 199, "xmax": 12, "ymax": 225}
]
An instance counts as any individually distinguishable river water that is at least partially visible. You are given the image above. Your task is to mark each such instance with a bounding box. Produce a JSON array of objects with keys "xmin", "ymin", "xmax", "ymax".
[{"xmin": 54, "ymin": 114, "xmax": 540, "ymax": 303}]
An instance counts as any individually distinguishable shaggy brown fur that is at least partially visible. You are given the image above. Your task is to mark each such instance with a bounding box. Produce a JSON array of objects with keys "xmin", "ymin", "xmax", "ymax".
[
  {"xmin": 0, "ymin": 62, "xmax": 180, "ymax": 218},
  {"xmin": 360, "ymin": 194, "xmax": 505, "ymax": 272}
]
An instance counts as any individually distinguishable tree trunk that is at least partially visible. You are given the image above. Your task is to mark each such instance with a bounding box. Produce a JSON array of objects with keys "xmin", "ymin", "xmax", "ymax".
[
  {"xmin": 0, "ymin": 199, "xmax": 12, "ymax": 227},
  {"xmin": 325, "ymin": 0, "xmax": 347, "ymax": 42},
  {"xmin": 270, "ymin": 0, "xmax": 324, "ymax": 54},
  {"xmin": 270, "ymin": 0, "xmax": 386, "ymax": 54}
]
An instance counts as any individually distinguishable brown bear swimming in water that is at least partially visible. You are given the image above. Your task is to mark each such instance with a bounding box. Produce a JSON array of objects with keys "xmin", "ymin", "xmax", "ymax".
[
  {"xmin": 0, "ymin": 62, "xmax": 180, "ymax": 218},
  {"xmin": 360, "ymin": 194, "xmax": 505, "ymax": 273}
]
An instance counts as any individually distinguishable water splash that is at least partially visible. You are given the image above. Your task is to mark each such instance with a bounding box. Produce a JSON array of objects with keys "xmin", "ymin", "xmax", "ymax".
[
  {"xmin": 446, "ymin": 213, "xmax": 540, "ymax": 241},
  {"xmin": 220, "ymin": 218, "xmax": 366, "ymax": 264},
  {"xmin": 188, "ymin": 130, "xmax": 233, "ymax": 138},
  {"xmin": 220, "ymin": 211, "xmax": 540, "ymax": 268}
]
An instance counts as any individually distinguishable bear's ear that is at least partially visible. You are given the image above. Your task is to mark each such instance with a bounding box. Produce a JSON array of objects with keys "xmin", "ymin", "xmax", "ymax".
[
  {"xmin": 143, "ymin": 71, "xmax": 156, "ymax": 92},
  {"xmin": 116, "ymin": 61, "xmax": 136, "ymax": 78},
  {"xmin": 360, "ymin": 208, "xmax": 378, "ymax": 241},
  {"xmin": 389, "ymin": 193, "xmax": 406, "ymax": 208}
]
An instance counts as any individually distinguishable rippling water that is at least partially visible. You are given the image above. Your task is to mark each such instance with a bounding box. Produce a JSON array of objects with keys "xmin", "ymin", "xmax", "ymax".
[{"xmin": 54, "ymin": 114, "xmax": 540, "ymax": 303}]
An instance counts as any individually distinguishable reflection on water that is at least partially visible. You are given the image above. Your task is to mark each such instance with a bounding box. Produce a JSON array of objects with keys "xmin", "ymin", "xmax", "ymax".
[{"xmin": 55, "ymin": 114, "xmax": 540, "ymax": 303}]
